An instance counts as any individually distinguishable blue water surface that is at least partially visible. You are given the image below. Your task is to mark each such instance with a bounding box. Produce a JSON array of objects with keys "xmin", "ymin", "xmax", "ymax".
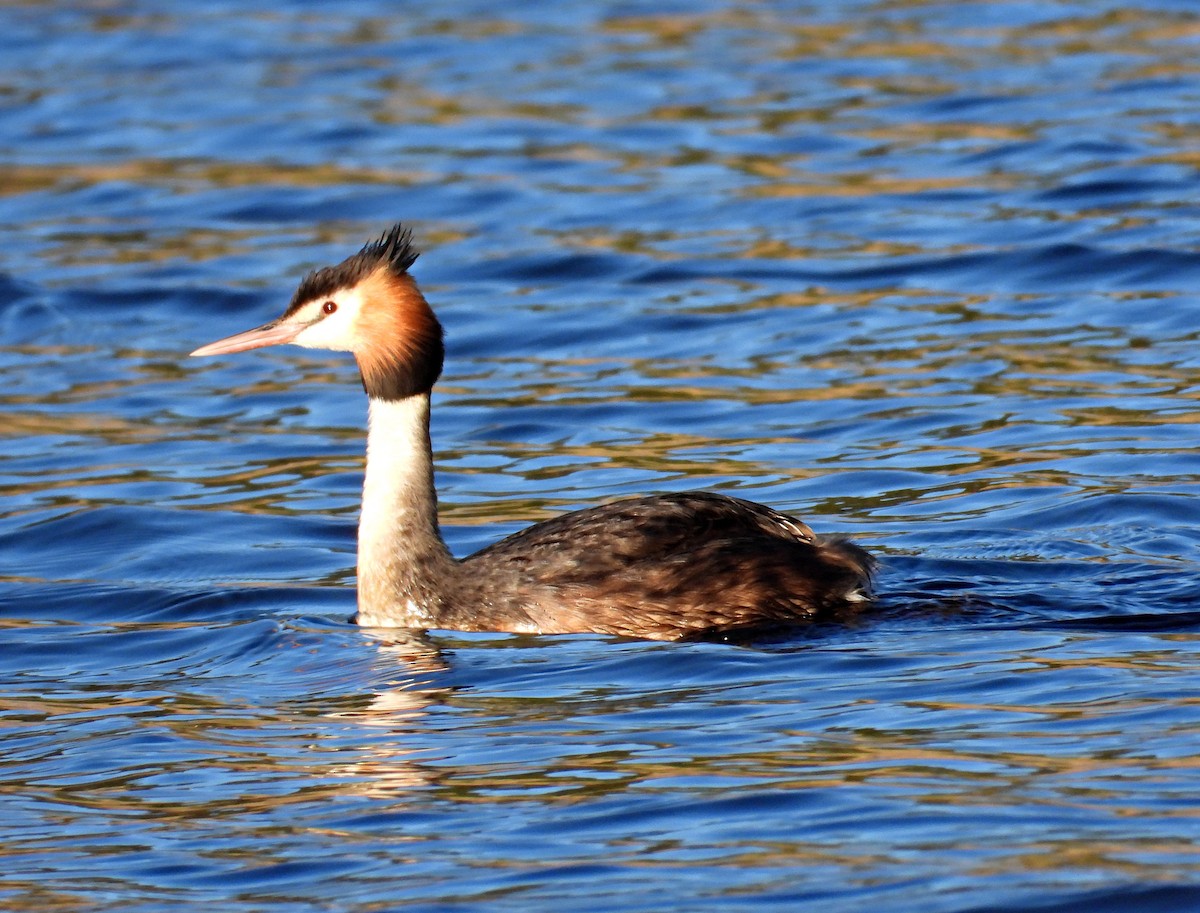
[{"xmin": 2, "ymin": 2, "xmax": 1200, "ymax": 911}]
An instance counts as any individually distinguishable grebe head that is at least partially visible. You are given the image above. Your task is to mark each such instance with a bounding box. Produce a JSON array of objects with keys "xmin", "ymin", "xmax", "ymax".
[{"xmin": 191, "ymin": 223, "xmax": 444, "ymax": 400}]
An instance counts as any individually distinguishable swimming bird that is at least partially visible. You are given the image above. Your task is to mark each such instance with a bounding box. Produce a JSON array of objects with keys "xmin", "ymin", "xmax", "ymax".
[{"xmin": 191, "ymin": 223, "xmax": 874, "ymax": 641}]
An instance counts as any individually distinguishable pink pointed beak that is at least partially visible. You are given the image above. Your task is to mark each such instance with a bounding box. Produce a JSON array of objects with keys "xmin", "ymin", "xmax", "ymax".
[{"xmin": 190, "ymin": 319, "xmax": 301, "ymax": 357}]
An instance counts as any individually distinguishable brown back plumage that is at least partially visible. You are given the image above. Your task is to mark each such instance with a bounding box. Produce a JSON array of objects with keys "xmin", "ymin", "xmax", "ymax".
[{"xmin": 454, "ymin": 492, "xmax": 875, "ymax": 640}]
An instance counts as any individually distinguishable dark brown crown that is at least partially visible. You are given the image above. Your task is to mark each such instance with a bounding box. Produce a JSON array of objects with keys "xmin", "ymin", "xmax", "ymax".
[{"xmin": 285, "ymin": 223, "xmax": 420, "ymax": 316}]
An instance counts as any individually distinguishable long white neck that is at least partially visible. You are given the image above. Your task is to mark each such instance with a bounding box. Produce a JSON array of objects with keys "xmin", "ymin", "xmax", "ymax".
[{"xmin": 355, "ymin": 394, "xmax": 455, "ymax": 627}]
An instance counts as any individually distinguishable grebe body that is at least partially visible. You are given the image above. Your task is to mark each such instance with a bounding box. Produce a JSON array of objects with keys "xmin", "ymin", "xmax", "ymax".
[{"xmin": 192, "ymin": 224, "xmax": 873, "ymax": 641}]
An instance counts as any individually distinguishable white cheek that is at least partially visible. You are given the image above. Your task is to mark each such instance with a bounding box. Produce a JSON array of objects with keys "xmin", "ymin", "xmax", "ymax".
[
  {"xmin": 294, "ymin": 314, "xmax": 355, "ymax": 351},
  {"xmin": 291, "ymin": 288, "xmax": 365, "ymax": 352}
]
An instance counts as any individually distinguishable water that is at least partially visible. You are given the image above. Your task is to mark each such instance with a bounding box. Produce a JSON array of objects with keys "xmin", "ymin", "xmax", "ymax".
[{"xmin": 3, "ymin": 1, "xmax": 1200, "ymax": 910}]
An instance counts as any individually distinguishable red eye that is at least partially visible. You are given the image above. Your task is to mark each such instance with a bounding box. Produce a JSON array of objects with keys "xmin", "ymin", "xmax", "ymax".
[{"xmin": 322, "ymin": 300, "xmax": 337, "ymax": 315}]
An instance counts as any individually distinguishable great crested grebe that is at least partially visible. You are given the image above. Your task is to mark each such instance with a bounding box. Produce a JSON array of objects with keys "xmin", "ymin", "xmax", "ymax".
[{"xmin": 191, "ymin": 223, "xmax": 874, "ymax": 641}]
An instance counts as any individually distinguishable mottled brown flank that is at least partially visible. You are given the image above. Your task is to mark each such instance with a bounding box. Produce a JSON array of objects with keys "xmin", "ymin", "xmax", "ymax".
[
  {"xmin": 354, "ymin": 268, "xmax": 444, "ymax": 401},
  {"xmin": 442, "ymin": 492, "xmax": 875, "ymax": 641}
]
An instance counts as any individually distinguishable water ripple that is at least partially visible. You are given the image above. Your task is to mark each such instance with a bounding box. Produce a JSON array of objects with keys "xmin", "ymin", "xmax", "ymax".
[{"xmin": 2, "ymin": 2, "xmax": 1199, "ymax": 911}]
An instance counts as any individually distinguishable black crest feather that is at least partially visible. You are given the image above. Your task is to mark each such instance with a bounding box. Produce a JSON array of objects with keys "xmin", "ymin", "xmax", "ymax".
[{"xmin": 285, "ymin": 223, "xmax": 420, "ymax": 316}]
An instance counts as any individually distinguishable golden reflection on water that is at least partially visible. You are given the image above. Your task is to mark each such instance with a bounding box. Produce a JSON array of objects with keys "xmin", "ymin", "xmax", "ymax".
[
  {"xmin": 3, "ymin": 6, "xmax": 1194, "ymax": 253},
  {"xmin": 5, "ymin": 623, "xmax": 1196, "ymax": 846},
  {"xmin": 6, "ymin": 265, "xmax": 1197, "ymax": 532},
  {"xmin": 321, "ymin": 633, "xmax": 1200, "ymax": 840},
  {"xmin": 324, "ymin": 631, "xmax": 449, "ymax": 795}
]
